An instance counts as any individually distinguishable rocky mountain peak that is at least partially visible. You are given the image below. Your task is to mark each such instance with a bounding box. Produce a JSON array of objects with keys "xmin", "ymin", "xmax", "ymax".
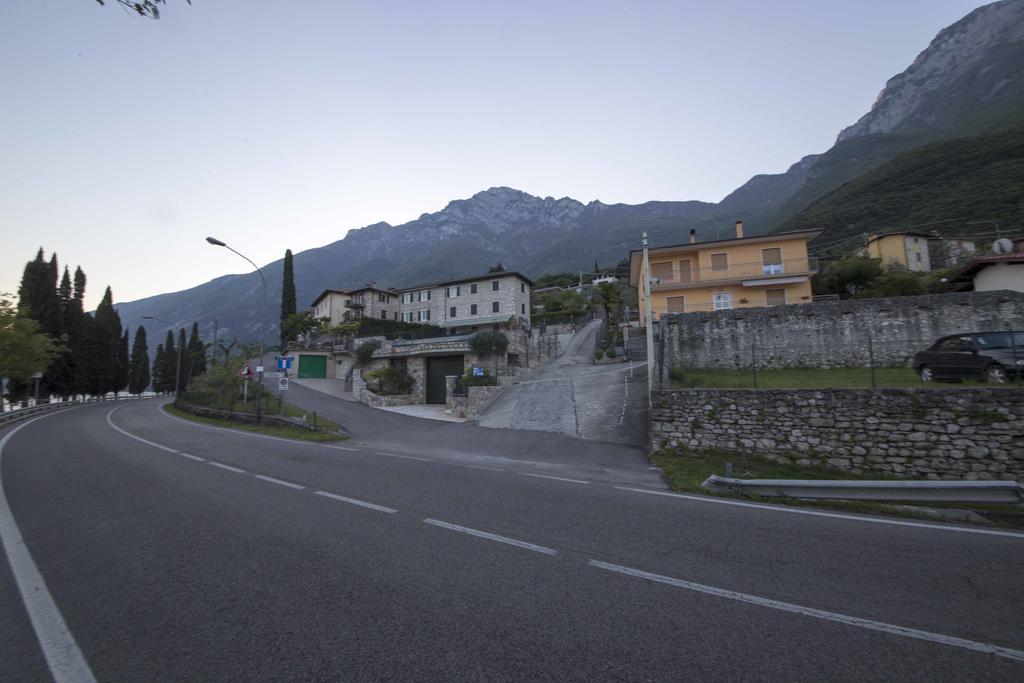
[{"xmin": 837, "ymin": 0, "xmax": 1024, "ymax": 142}]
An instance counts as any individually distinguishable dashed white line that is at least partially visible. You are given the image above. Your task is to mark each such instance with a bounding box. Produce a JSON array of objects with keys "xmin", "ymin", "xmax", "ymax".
[
  {"xmin": 1, "ymin": 411, "xmax": 98, "ymax": 683},
  {"xmin": 376, "ymin": 451, "xmax": 433, "ymax": 462},
  {"xmin": 423, "ymin": 518, "xmax": 558, "ymax": 555},
  {"xmin": 254, "ymin": 474, "xmax": 305, "ymax": 490},
  {"xmin": 589, "ymin": 559, "xmax": 1024, "ymax": 662},
  {"xmin": 520, "ymin": 472, "xmax": 590, "ymax": 485},
  {"xmin": 178, "ymin": 453, "xmax": 206, "ymax": 462},
  {"xmin": 324, "ymin": 445, "xmax": 359, "ymax": 452},
  {"xmin": 614, "ymin": 486, "xmax": 1024, "ymax": 539},
  {"xmin": 314, "ymin": 490, "xmax": 397, "ymax": 514},
  {"xmin": 207, "ymin": 461, "xmax": 246, "ymax": 474}
]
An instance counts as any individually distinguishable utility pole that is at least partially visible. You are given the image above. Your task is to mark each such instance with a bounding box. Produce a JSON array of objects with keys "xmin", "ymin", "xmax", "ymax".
[{"xmin": 642, "ymin": 232, "xmax": 655, "ymax": 396}]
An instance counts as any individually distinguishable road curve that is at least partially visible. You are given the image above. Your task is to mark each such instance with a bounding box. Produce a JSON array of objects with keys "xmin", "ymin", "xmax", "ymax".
[{"xmin": 1, "ymin": 400, "xmax": 1022, "ymax": 680}]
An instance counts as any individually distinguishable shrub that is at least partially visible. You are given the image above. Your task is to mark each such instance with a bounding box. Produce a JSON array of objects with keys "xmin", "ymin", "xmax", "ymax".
[
  {"xmin": 605, "ymin": 346, "xmax": 617, "ymax": 358},
  {"xmin": 355, "ymin": 340, "xmax": 380, "ymax": 366},
  {"xmin": 668, "ymin": 367, "xmax": 698, "ymax": 387},
  {"xmin": 366, "ymin": 367, "xmax": 414, "ymax": 395},
  {"xmin": 468, "ymin": 330, "xmax": 509, "ymax": 358},
  {"xmin": 594, "ymin": 348, "xmax": 605, "ymax": 361}
]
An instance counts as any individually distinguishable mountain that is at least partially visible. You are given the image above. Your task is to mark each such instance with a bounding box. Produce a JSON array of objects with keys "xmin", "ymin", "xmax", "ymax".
[{"xmin": 114, "ymin": 0, "xmax": 1024, "ymax": 346}]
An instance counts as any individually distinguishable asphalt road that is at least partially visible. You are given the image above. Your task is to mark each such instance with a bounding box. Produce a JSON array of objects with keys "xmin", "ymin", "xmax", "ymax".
[
  {"xmin": 2, "ymin": 400, "xmax": 1023, "ymax": 681},
  {"xmin": 477, "ymin": 320, "xmax": 650, "ymax": 446}
]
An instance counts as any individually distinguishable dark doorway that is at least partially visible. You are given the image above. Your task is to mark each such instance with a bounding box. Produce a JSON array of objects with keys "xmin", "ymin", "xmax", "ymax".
[{"xmin": 426, "ymin": 355, "xmax": 464, "ymax": 404}]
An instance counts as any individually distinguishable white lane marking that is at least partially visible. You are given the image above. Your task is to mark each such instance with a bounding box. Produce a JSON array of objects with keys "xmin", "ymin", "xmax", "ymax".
[
  {"xmin": 324, "ymin": 445, "xmax": 359, "ymax": 452},
  {"xmin": 106, "ymin": 408, "xmax": 177, "ymax": 453},
  {"xmin": 207, "ymin": 462, "xmax": 246, "ymax": 474},
  {"xmin": 589, "ymin": 559, "xmax": 1024, "ymax": 663},
  {"xmin": 461, "ymin": 464, "xmax": 505, "ymax": 472},
  {"xmin": 423, "ymin": 518, "xmax": 557, "ymax": 556},
  {"xmin": 376, "ymin": 451, "xmax": 433, "ymax": 462},
  {"xmin": 253, "ymin": 474, "xmax": 305, "ymax": 490},
  {"xmin": 178, "ymin": 453, "xmax": 206, "ymax": 462},
  {"xmin": 314, "ymin": 490, "xmax": 397, "ymax": 514},
  {"xmin": 0, "ymin": 411, "xmax": 98, "ymax": 683},
  {"xmin": 614, "ymin": 486, "xmax": 1024, "ymax": 539},
  {"xmin": 520, "ymin": 472, "xmax": 590, "ymax": 485}
]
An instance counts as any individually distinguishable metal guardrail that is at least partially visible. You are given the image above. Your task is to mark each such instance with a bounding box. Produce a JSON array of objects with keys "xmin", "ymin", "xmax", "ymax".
[
  {"xmin": 701, "ymin": 474, "xmax": 1022, "ymax": 504},
  {"xmin": 0, "ymin": 395, "xmax": 157, "ymax": 428}
]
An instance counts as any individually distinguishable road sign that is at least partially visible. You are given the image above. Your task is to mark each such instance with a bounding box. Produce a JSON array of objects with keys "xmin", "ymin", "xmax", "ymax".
[
  {"xmin": 256, "ymin": 365, "xmax": 265, "ymax": 374},
  {"xmin": 240, "ymin": 365, "xmax": 254, "ymax": 377},
  {"xmin": 278, "ymin": 377, "xmax": 289, "ymax": 391},
  {"xmin": 472, "ymin": 366, "xmax": 484, "ymax": 377},
  {"xmin": 276, "ymin": 356, "xmax": 293, "ymax": 370}
]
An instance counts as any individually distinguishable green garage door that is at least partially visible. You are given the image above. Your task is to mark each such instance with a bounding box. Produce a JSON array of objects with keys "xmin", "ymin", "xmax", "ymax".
[{"xmin": 298, "ymin": 354, "xmax": 327, "ymax": 378}]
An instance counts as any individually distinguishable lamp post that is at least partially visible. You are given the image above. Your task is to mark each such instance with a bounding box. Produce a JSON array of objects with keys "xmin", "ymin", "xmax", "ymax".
[
  {"xmin": 206, "ymin": 236, "xmax": 268, "ymax": 423},
  {"xmin": 142, "ymin": 316, "xmax": 182, "ymax": 401}
]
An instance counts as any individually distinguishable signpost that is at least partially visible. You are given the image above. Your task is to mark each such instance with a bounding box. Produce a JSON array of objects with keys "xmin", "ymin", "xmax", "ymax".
[
  {"xmin": 240, "ymin": 365, "xmax": 253, "ymax": 404},
  {"xmin": 278, "ymin": 377, "xmax": 289, "ymax": 391},
  {"xmin": 277, "ymin": 376, "xmax": 289, "ymax": 415}
]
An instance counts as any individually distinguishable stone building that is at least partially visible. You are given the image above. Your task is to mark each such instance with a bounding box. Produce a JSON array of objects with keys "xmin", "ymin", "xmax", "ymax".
[{"xmin": 397, "ymin": 271, "xmax": 533, "ymax": 332}]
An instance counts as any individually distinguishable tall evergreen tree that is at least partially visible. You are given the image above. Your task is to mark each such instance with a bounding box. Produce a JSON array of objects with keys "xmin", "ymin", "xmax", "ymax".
[
  {"xmin": 70, "ymin": 267, "xmax": 89, "ymax": 395},
  {"xmin": 129, "ymin": 326, "xmax": 150, "ymax": 395},
  {"xmin": 187, "ymin": 322, "xmax": 206, "ymax": 379},
  {"xmin": 93, "ymin": 287, "xmax": 122, "ymax": 395},
  {"xmin": 162, "ymin": 330, "xmax": 178, "ymax": 393},
  {"xmin": 17, "ymin": 248, "xmax": 47, "ymax": 318},
  {"xmin": 115, "ymin": 330, "xmax": 130, "ymax": 395},
  {"xmin": 280, "ymin": 249, "xmax": 296, "ymax": 345},
  {"xmin": 80, "ymin": 314, "xmax": 102, "ymax": 396},
  {"xmin": 152, "ymin": 343, "xmax": 166, "ymax": 393},
  {"xmin": 49, "ymin": 267, "xmax": 75, "ymax": 398}
]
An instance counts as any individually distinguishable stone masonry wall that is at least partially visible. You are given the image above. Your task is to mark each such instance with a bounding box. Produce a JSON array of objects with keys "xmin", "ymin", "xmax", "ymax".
[
  {"xmin": 663, "ymin": 290, "xmax": 1024, "ymax": 370},
  {"xmin": 651, "ymin": 387, "xmax": 1024, "ymax": 481}
]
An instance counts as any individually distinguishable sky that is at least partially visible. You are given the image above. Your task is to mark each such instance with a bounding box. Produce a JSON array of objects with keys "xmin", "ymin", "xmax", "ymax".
[{"xmin": 0, "ymin": 0, "xmax": 985, "ymax": 309}]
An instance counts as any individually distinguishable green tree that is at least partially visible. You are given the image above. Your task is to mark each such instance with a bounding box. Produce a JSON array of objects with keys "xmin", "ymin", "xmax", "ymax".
[
  {"xmin": 152, "ymin": 343, "xmax": 166, "ymax": 394},
  {"xmin": 468, "ymin": 330, "xmax": 509, "ymax": 380},
  {"xmin": 280, "ymin": 249, "xmax": 297, "ymax": 345},
  {"xmin": 281, "ymin": 311, "xmax": 325, "ymax": 343},
  {"xmin": 93, "ymin": 286, "xmax": 123, "ymax": 395},
  {"xmin": 0, "ymin": 295, "xmax": 62, "ymax": 396},
  {"xmin": 594, "ymin": 282, "xmax": 624, "ymax": 345},
  {"xmin": 816, "ymin": 256, "xmax": 883, "ymax": 299},
  {"xmin": 129, "ymin": 326, "xmax": 150, "ymax": 395},
  {"xmin": 859, "ymin": 267, "xmax": 928, "ymax": 298},
  {"xmin": 187, "ymin": 322, "xmax": 207, "ymax": 378},
  {"xmin": 115, "ymin": 329, "xmax": 130, "ymax": 395},
  {"xmin": 70, "ymin": 267, "xmax": 89, "ymax": 396},
  {"xmin": 161, "ymin": 330, "xmax": 178, "ymax": 393},
  {"xmin": 177, "ymin": 328, "xmax": 187, "ymax": 391}
]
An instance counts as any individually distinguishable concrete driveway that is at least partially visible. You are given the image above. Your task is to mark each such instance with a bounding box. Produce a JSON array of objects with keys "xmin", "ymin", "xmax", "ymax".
[{"xmin": 477, "ymin": 320, "xmax": 649, "ymax": 446}]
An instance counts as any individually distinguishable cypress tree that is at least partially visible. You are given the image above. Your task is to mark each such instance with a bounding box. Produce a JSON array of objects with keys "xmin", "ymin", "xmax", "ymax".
[
  {"xmin": 152, "ymin": 343, "xmax": 166, "ymax": 393},
  {"xmin": 81, "ymin": 314, "xmax": 102, "ymax": 396},
  {"xmin": 50, "ymin": 267, "xmax": 75, "ymax": 398},
  {"xmin": 70, "ymin": 267, "xmax": 89, "ymax": 396},
  {"xmin": 129, "ymin": 326, "xmax": 150, "ymax": 395},
  {"xmin": 163, "ymin": 330, "xmax": 177, "ymax": 393},
  {"xmin": 17, "ymin": 248, "xmax": 46, "ymax": 318},
  {"xmin": 115, "ymin": 330, "xmax": 130, "ymax": 395},
  {"xmin": 187, "ymin": 322, "xmax": 206, "ymax": 379},
  {"xmin": 93, "ymin": 287, "xmax": 122, "ymax": 395},
  {"xmin": 280, "ymin": 249, "xmax": 296, "ymax": 345},
  {"xmin": 177, "ymin": 328, "xmax": 187, "ymax": 390}
]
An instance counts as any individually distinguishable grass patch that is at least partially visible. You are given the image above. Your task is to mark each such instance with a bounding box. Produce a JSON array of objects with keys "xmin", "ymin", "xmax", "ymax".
[
  {"xmin": 166, "ymin": 404, "xmax": 348, "ymax": 443},
  {"xmin": 651, "ymin": 445, "xmax": 1024, "ymax": 528},
  {"xmin": 667, "ymin": 366, "xmax": 995, "ymax": 389}
]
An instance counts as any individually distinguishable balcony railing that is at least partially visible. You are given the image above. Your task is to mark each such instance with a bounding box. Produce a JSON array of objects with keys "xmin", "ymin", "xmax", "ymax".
[{"xmin": 650, "ymin": 256, "xmax": 818, "ymax": 288}]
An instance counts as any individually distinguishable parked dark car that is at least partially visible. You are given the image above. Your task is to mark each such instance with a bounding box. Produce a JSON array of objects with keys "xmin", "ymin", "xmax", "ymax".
[{"xmin": 912, "ymin": 331, "xmax": 1024, "ymax": 383}]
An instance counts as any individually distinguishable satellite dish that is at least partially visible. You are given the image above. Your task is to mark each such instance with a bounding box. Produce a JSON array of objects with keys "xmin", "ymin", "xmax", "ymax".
[{"xmin": 992, "ymin": 238, "xmax": 1014, "ymax": 255}]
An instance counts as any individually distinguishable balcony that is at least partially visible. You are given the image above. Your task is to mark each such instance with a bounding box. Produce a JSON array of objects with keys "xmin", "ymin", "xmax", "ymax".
[
  {"xmin": 345, "ymin": 299, "xmax": 365, "ymax": 309},
  {"xmin": 650, "ymin": 256, "xmax": 818, "ymax": 290}
]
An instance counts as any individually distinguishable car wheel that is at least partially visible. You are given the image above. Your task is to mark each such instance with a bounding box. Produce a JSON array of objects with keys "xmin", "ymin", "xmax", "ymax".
[
  {"xmin": 918, "ymin": 366, "xmax": 933, "ymax": 383},
  {"xmin": 985, "ymin": 364, "xmax": 1008, "ymax": 384}
]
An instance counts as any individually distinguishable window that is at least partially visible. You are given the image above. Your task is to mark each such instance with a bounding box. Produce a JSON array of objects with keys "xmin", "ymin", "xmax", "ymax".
[
  {"xmin": 492, "ymin": 280, "xmax": 500, "ymax": 291},
  {"xmin": 378, "ymin": 293, "xmax": 388, "ymax": 302},
  {"xmin": 471, "ymin": 304, "xmax": 478, "ymax": 315},
  {"xmin": 418, "ymin": 309, "xmax": 431, "ymax": 322},
  {"xmin": 936, "ymin": 336, "xmax": 971, "ymax": 352},
  {"xmin": 667, "ymin": 296, "xmax": 685, "ymax": 313},
  {"xmin": 470, "ymin": 283, "xmax": 478, "ymax": 294},
  {"xmin": 651, "ymin": 261, "xmax": 673, "ymax": 281},
  {"xmin": 380, "ymin": 309, "xmax": 388, "ymax": 319},
  {"xmin": 402, "ymin": 292, "xmax": 413, "ymax": 304},
  {"xmin": 393, "ymin": 312, "xmax": 398, "ymax": 321},
  {"xmin": 765, "ymin": 289, "xmax": 786, "ymax": 306},
  {"xmin": 492, "ymin": 301, "xmax": 499, "ymax": 313},
  {"xmin": 402, "ymin": 311, "xmax": 413, "ymax": 322},
  {"xmin": 520, "ymin": 283, "xmax": 525, "ymax": 293},
  {"xmin": 447, "ymin": 286, "xmax": 460, "ymax": 297},
  {"xmin": 762, "ymin": 248, "xmax": 782, "ymax": 275},
  {"xmin": 507, "ymin": 353, "xmax": 520, "ymax": 367},
  {"xmin": 678, "ymin": 259, "xmax": 692, "ymax": 283},
  {"xmin": 710, "ymin": 253, "xmax": 729, "ymax": 272},
  {"xmin": 713, "ymin": 292, "xmax": 732, "ymax": 310},
  {"xmin": 418, "ymin": 290, "xmax": 430, "ymax": 302},
  {"xmin": 521, "ymin": 303, "xmax": 525, "ymax": 314},
  {"xmin": 449, "ymin": 306, "xmax": 457, "ymax": 318}
]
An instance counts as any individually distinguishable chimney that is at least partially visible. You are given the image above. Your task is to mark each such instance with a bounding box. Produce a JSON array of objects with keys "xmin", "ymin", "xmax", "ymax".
[
  {"xmin": 735, "ymin": 220, "xmax": 744, "ymax": 239},
  {"xmin": 689, "ymin": 228, "xmax": 697, "ymax": 244}
]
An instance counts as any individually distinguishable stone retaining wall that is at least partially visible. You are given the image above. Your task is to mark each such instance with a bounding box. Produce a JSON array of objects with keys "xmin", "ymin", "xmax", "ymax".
[
  {"xmin": 662, "ymin": 290, "xmax": 1024, "ymax": 371},
  {"xmin": 651, "ymin": 387, "xmax": 1024, "ymax": 481}
]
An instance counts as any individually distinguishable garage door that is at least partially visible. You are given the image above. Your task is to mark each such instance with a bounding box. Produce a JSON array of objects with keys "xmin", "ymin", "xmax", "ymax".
[
  {"xmin": 426, "ymin": 355, "xmax": 464, "ymax": 404},
  {"xmin": 298, "ymin": 354, "xmax": 327, "ymax": 378}
]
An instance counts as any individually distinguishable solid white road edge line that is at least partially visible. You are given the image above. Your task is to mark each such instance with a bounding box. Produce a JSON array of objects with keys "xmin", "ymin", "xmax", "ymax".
[
  {"xmin": 589, "ymin": 559, "xmax": 1024, "ymax": 663},
  {"xmin": 520, "ymin": 472, "xmax": 590, "ymax": 485},
  {"xmin": 0, "ymin": 411, "xmax": 98, "ymax": 683},
  {"xmin": 254, "ymin": 474, "xmax": 305, "ymax": 490},
  {"xmin": 423, "ymin": 518, "xmax": 558, "ymax": 555},
  {"xmin": 376, "ymin": 451, "xmax": 433, "ymax": 462},
  {"xmin": 614, "ymin": 486, "xmax": 1024, "ymax": 539},
  {"xmin": 178, "ymin": 453, "xmax": 206, "ymax": 462},
  {"xmin": 324, "ymin": 445, "xmax": 359, "ymax": 452},
  {"xmin": 314, "ymin": 490, "xmax": 397, "ymax": 514},
  {"xmin": 207, "ymin": 462, "xmax": 246, "ymax": 474},
  {"xmin": 106, "ymin": 407, "xmax": 177, "ymax": 453},
  {"xmin": 461, "ymin": 464, "xmax": 505, "ymax": 472}
]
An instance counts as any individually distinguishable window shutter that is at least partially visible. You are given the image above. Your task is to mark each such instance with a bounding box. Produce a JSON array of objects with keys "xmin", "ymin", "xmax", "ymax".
[
  {"xmin": 667, "ymin": 296, "xmax": 685, "ymax": 313},
  {"xmin": 651, "ymin": 262, "xmax": 673, "ymax": 281},
  {"xmin": 710, "ymin": 254, "xmax": 728, "ymax": 272},
  {"xmin": 766, "ymin": 289, "xmax": 786, "ymax": 306}
]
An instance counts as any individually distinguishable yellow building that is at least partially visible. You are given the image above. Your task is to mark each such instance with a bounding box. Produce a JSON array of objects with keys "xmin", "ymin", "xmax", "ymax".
[
  {"xmin": 863, "ymin": 232, "xmax": 932, "ymax": 272},
  {"xmin": 629, "ymin": 222, "xmax": 823, "ymax": 323}
]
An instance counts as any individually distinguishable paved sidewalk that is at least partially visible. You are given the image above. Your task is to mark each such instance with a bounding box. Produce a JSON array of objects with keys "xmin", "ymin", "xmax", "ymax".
[{"xmin": 381, "ymin": 404, "xmax": 467, "ymax": 423}]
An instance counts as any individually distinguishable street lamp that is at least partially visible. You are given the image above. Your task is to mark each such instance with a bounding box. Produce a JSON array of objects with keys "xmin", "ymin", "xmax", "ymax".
[
  {"xmin": 142, "ymin": 316, "xmax": 182, "ymax": 401},
  {"xmin": 206, "ymin": 236, "xmax": 268, "ymax": 423}
]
